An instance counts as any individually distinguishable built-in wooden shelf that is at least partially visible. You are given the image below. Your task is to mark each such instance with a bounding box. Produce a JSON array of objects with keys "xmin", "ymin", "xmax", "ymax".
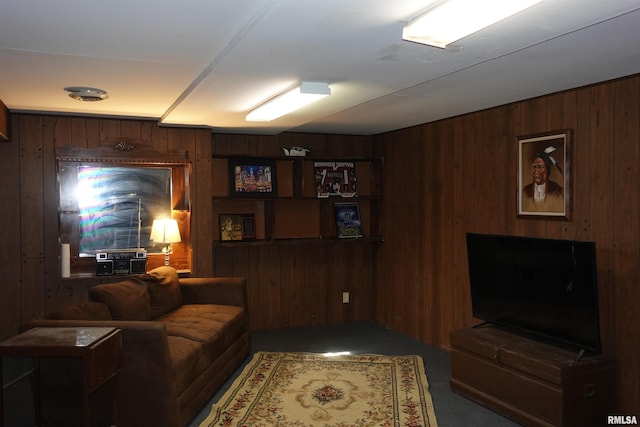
[
  {"xmin": 211, "ymin": 156, "xmax": 383, "ymax": 245},
  {"xmin": 213, "ymin": 236, "xmax": 384, "ymax": 248}
]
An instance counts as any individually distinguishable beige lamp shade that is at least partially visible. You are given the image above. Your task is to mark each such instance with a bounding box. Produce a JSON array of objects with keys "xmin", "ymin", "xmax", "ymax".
[{"xmin": 150, "ymin": 219, "xmax": 182, "ymax": 246}]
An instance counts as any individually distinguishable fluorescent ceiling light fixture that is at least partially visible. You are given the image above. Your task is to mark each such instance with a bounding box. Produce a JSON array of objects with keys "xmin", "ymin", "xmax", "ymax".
[
  {"xmin": 403, "ymin": 0, "xmax": 544, "ymax": 48},
  {"xmin": 246, "ymin": 82, "xmax": 331, "ymax": 122}
]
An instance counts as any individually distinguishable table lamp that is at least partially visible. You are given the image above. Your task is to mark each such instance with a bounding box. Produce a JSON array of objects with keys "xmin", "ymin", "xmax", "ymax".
[{"xmin": 150, "ymin": 218, "xmax": 181, "ymax": 265}]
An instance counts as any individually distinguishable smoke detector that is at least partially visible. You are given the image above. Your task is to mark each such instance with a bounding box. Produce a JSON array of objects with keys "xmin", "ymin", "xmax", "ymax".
[{"xmin": 64, "ymin": 86, "xmax": 108, "ymax": 101}]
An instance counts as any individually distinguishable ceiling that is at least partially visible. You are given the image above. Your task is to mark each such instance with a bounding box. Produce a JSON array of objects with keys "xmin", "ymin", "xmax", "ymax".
[{"xmin": 2, "ymin": 1, "xmax": 640, "ymax": 136}]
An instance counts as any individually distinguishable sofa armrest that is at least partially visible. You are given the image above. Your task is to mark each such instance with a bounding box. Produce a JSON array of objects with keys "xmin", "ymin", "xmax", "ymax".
[
  {"xmin": 23, "ymin": 319, "xmax": 180, "ymax": 427},
  {"xmin": 179, "ymin": 277, "xmax": 247, "ymax": 307}
]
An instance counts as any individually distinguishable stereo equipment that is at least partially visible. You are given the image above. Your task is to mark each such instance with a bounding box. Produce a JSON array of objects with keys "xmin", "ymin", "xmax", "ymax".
[{"xmin": 96, "ymin": 249, "xmax": 147, "ymax": 276}]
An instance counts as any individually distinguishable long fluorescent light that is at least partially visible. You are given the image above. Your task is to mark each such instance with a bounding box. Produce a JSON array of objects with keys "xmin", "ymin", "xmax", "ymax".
[
  {"xmin": 246, "ymin": 82, "xmax": 331, "ymax": 122},
  {"xmin": 402, "ymin": 0, "xmax": 544, "ymax": 48}
]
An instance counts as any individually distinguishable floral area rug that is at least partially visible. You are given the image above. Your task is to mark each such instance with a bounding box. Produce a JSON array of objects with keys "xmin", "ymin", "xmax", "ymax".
[{"xmin": 200, "ymin": 351, "xmax": 438, "ymax": 427}]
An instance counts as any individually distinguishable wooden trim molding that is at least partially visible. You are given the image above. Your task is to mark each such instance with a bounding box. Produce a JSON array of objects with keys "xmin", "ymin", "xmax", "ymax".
[
  {"xmin": 56, "ymin": 139, "xmax": 191, "ymax": 164},
  {"xmin": 0, "ymin": 99, "xmax": 9, "ymax": 141}
]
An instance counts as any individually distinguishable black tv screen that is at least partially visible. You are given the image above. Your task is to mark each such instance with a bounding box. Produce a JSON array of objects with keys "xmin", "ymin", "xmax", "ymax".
[{"xmin": 465, "ymin": 233, "xmax": 602, "ymax": 354}]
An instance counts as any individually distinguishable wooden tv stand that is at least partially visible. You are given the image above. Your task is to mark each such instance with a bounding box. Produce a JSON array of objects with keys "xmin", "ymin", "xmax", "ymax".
[{"xmin": 450, "ymin": 325, "xmax": 614, "ymax": 427}]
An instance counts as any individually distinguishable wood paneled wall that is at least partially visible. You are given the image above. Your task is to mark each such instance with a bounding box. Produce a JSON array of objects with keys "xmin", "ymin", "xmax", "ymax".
[
  {"xmin": 213, "ymin": 243, "xmax": 375, "ymax": 330},
  {"xmin": 373, "ymin": 74, "xmax": 640, "ymax": 415},
  {"xmin": 0, "ymin": 115, "xmax": 212, "ymax": 341}
]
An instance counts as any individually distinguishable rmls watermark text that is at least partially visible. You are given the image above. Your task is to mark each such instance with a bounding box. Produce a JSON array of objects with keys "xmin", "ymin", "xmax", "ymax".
[{"xmin": 608, "ymin": 415, "xmax": 638, "ymax": 425}]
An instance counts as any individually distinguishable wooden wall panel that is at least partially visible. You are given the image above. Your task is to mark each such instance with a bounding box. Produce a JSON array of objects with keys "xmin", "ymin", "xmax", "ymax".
[
  {"xmin": 19, "ymin": 115, "xmax": 46, "ymax": 322},
  {"xmin": 611, "ymin": 77, "xmax": 640, "ymax": 409},
  {"xmin": 372, "ymin": 125, "xmax": 422, "ymax": 339},
  {"xmin": 212, "ymin": 132, "xmax": 372, "ymax": 158},
  {"xmin": 193, "ymin": 129, "xmax": 213, "ymax": 276},
  {"xmin": 373, "ymin": 74, "xmax": 640, "ymax": 415},
  {"xmin": 43, "ymin": 117, "xmax": 69, "ymax": 311},
  {"xmin": 0, "ymin": 115, "xmax": 22, "ymax": 341},
  {"xmin": 212, "ymin": 242, "xmax": 375, "ymax": 331},
  {"xmin": 588, "ymin": 84, "xmax": 616, "ymax": 357},
  {"xmin": 450, "ymin": 115, "xmax": 472, "ymax": 330}
]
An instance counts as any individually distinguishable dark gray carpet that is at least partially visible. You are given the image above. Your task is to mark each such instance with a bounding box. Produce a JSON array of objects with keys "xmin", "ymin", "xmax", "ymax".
[{"xmin": 188, "ymin": 321, "xmax": 521, "ymax": 427}]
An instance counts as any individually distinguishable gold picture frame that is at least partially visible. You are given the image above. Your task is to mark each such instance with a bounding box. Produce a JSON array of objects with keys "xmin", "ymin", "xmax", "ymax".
[
  {"xmin": 219, "ymin": 214, "xmax": 256, "ymax": 241},
  {"xmin": 517, "ymin": 130, "xmax": 571, "ymax": 219}
]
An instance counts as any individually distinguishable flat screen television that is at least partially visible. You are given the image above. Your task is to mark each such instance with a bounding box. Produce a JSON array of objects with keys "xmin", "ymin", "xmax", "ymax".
[{"xmin": 465, "ymin": 232, "xmax": 602, "ymax": 354}]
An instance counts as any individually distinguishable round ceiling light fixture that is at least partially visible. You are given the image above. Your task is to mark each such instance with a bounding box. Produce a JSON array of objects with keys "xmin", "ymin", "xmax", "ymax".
[{"xmin": 64, "ymin": 86, "xmax": 109, "ymax": 101}]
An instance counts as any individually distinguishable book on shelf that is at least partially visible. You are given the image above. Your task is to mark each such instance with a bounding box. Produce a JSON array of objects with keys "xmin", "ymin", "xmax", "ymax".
[{"xmin": 333, "ymin": 202, "xmax": 363, "ymax": 239}]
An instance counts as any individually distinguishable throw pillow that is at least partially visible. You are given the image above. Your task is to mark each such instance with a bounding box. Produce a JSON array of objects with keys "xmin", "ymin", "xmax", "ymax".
[
  {"xmin": 89, "ymin": 279, "xmax": 152, "ymax": 321},
  {"xmin": 138, "ymin": 266, "xmax": 183, "ymax": 318}
]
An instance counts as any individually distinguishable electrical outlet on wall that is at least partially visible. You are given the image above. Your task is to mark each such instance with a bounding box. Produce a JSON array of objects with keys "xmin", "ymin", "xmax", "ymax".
[{"xmin": 342, "ymin": 291, "xmax": 350, "ymax": 304}]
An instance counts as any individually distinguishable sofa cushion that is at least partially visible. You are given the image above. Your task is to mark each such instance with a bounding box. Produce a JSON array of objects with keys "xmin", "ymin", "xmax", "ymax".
[
  {"xmin": 166, "ymin": 336, "xmax": 203, "ymax": 396},
  {"xmin": 139, "ymin": 266, "xmax": 183, "ymax": 318},
  {"xmin": 89, "ymin": 279, "xmax": 151, "ymax": 321},
  {"xmin": 155, "ymin": 304, "xmax": 246, "ymax": 356},
  {"xmin": 46, "ymin": 301, "xmax": 113, "ymax": 320}
]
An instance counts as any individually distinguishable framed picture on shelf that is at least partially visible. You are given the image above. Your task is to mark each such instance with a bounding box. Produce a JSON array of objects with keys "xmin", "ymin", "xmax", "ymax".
[
  {"xmin": 314, "ymin": 161, "xmax": 357, "ymax": 198},
  {"xmin": 219, "ymin": 214, "xmax": 257, "ymax": 241},
  {"xmin": 333, "ymin": 202, "xmax": 363, "ymax": 239},
  {"xmin": 228, "ymin": 157, "xmax": 277, "ymax": 197}
]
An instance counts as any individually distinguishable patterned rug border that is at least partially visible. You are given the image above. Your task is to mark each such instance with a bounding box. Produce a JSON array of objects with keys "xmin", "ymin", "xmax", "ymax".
[{"xmin": 200, "ymin": 351, "xmax": 438, "ymax": 427}]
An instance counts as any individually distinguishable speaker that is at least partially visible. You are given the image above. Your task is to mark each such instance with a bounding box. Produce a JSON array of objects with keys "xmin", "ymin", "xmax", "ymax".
[
  {"xmin": 96, "ymin": 260, "xmax": 114, "ymax": 276},
  {"xmin": 130, "ymin": 258, "xmax": 147, "ymax": 274}
]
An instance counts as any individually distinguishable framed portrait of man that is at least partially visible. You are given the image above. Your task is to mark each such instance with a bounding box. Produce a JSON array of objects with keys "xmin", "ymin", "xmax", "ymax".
[{"xmin": 517, "ymin": 130, "xmax": 571, "ymax": 219}]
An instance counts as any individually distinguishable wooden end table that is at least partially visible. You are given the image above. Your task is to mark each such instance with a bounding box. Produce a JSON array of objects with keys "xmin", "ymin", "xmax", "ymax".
[{"xmin": 0, "ymin": 327, "xmax": 122, "ymax": 427}]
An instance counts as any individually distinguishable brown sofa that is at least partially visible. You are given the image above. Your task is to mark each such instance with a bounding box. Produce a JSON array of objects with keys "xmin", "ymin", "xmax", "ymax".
[{"xmin": 25, "ymin": 266, "xmax": 250, "ymax": 427}]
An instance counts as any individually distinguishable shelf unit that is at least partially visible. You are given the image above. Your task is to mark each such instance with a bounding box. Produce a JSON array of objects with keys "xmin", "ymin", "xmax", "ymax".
[{"xmin": 211, "ymin": 156, "xmax": 383, "ymax": 245}]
